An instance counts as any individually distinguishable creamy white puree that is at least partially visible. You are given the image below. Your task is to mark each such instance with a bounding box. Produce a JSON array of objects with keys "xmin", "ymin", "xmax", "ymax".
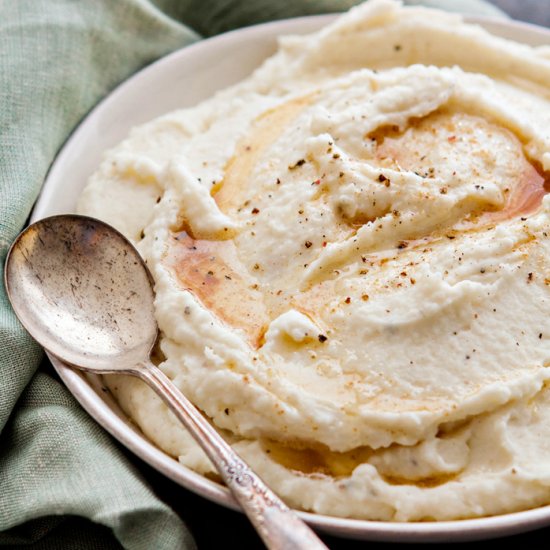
[{"xmin": 78, "ymin": 0, "xmax": 550, "ymax": 521}]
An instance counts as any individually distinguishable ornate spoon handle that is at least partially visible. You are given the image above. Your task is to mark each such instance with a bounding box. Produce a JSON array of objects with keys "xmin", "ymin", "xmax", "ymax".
[{"xmin": 133, "ymin": 362, "xmax": 328, "ymax": 550}]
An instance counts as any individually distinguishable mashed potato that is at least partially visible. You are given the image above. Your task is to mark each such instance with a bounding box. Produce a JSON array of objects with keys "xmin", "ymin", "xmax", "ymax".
[{"xmin": 78, "ymin": 0, "xmax": 550, "ymax": 521}]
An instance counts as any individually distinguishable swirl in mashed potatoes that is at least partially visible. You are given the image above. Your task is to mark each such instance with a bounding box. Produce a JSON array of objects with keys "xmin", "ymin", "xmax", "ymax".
[{"xmin": 78, "ymin": 0, "xmax": 550, "ymax": 521}]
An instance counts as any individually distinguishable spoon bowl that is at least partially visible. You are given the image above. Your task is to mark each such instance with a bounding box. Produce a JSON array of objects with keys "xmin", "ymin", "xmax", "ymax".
[
  {"xmin": 5, "ymin": 215, "xmax": 157, "ymax": 370},
  {"xmin": 5, "ymin": 214, "xmax": 327, "ymax": 550}
]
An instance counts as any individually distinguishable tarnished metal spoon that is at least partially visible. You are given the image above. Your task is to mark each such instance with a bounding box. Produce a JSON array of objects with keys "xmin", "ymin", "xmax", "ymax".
[{"xmin": 4, "ymin": 214, "xmax": 327, "ymax": 550}]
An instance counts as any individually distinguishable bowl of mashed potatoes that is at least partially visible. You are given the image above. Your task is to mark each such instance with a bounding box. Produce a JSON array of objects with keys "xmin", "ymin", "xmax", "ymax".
[{"xmin": 35, "ymin": 0, "xmax": 550, "ymax": 541}]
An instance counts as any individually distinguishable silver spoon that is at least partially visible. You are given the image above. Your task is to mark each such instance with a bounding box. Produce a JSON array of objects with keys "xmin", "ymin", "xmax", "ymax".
[{"xmin": 5, "ymin": 214, "xmax": 328, "ymax": 550}]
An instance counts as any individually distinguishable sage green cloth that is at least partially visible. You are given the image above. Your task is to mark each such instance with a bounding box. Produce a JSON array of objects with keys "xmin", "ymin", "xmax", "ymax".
[{"xmin": 0, "ymin": 0, "xmax": 503, "ymax": 548}]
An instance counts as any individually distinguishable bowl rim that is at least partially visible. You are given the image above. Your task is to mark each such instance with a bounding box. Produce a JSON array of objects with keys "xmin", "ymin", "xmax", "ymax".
[{"xmin": 37, "ymin": 12, "xmax": 550, "ymax": 542}]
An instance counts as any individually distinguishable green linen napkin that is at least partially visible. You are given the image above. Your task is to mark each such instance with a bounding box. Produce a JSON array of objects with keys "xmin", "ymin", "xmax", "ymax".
[{"xmin": 0, "ymin": 0, "xmax": 504, "ymax": 548}]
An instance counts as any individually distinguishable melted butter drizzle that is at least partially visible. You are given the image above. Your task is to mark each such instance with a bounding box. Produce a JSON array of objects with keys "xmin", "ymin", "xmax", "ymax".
[
  {"xmin": 212, "ymin": 94, "xmax": 314, "ymax": 213},
  {"xmin": 164, "ymin": 231, "xmax": 270, "ymax": 348},
  {"xmin": 482, "ymin": 160, "xmax": 548, "ymax": 223},
  {"xmin": 371, "ymin": 109, "xmax": 550, "ymax": 229},
  {"xmin": 163, "ymin": 231, "xmax": 332, "ymax": 349},
  {"xmin": 165, "ymin": 106, "xmax": 550, "ymax": 346},
  {"xmin": 261, "ymin": 439, "xmax": 461, "ymax": 488}
]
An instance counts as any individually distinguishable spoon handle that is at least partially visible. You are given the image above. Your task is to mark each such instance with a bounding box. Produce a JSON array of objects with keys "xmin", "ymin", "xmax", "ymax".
[{"xmin": 134, "ymin": 362, "xmax": 328, "ymax": 550}]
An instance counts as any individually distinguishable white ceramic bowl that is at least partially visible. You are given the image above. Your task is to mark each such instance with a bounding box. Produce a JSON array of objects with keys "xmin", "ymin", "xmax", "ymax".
[{"xmin": 34, "ymin": 14, "xmax": 550, "ymax": 542}]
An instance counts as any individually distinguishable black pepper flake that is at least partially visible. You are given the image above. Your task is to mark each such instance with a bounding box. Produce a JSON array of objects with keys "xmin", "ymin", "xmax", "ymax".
[
  {"xmin": 539, "ymin": 333, "xmax": 543, "ymax": 339},
  {"xmin": 397, "ymin": 241, "xmax": 408, "ymax": 249},
  {"xmin": 318, "ymin": 334, "xmax": 328, "ymax": 343},
  {"xmin": 378, "ymin": 174, "xmax": 387, "ymax": 183},
  {"xmin": 225, "ymin": 275, "xmax": 232, "ymax": 280},
  {"xmin": 224, "ymin": 408, "xmax": 230, "ymax": 415},
  {"xmin": 345, "ymin": 297, "xmax": 351, "ymax": 304},
  {"xmin": 528, "ymin": 272, "xmax": 534, "ymax": 282},
  {"xmin": 289, "ymin": 159, "xmax": 306, "ymax": 170},
  {"xmin": 251, "ymin": 207, "xmax": 260, "ymax": 214},
  {"xmin": 207, "ymin": 270, "xmax": 214, "ymax": 276},
  {"xmin": 305, "ymin": 240, "xmax": 313, "ymax": 248},
  {"xmin": 184, "ymin": 306, "xmax": 191, "ymax": 315}
]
